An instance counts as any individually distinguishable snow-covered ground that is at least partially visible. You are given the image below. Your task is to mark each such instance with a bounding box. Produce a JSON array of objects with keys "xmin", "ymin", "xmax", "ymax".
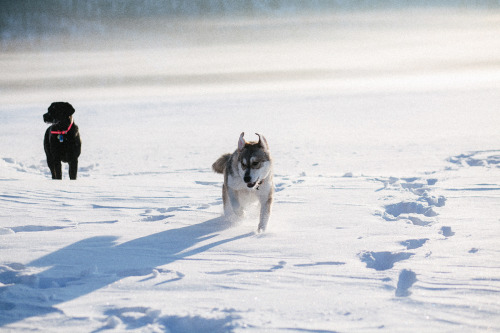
[{"xmin": 1, "ymin": 8, "xmax": 500, "ymax": 332}]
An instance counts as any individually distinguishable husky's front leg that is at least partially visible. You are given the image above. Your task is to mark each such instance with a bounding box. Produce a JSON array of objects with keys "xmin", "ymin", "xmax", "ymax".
[
  {"xmin": 226, "ymin": 186, "xmax": 244, "ymax": 218},
  {"xmin": 258, "ymin": 195, "xmax": 273, "ymax": 232}
]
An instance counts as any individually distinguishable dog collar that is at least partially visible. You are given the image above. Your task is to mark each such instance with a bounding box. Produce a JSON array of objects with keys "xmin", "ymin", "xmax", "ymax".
[{"xmin": 51, "ymin": 121, "xmax": 73, "ymax": 135}]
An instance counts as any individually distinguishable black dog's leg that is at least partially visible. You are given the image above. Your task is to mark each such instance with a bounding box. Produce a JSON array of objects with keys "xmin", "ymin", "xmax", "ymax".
[
  {"xmin": 46, "ymin": 157, "xmax": 56, "ymax": 179},
  {"xmin": 68, "ymin": 159, "xmax": 78, "ymax": 180},
  {"xmin": 54, "ymin": 160, "xmax": 62, "ymax": 179},
  {"xmin": 44, "ymin": 129, "xmax": 57, "ymax": 179}
]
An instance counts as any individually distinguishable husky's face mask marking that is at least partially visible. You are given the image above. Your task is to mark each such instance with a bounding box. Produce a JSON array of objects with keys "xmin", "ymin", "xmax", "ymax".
[
  {"xmin": 241, "ymin": 157, "xmax": 261, "ymax": 171},
  {"xmin": 237, "ymin": 133, "xmax": 271, "ymax": 188}
]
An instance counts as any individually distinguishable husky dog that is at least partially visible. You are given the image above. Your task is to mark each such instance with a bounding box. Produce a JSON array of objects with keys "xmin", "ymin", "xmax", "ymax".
[
  {"xmin": 43, "ymin": 102, "xmax": 82, "ymax": 180},
  {"xmin": 212, "ymin": 132, "xmax": 274, "ymax": 232}
]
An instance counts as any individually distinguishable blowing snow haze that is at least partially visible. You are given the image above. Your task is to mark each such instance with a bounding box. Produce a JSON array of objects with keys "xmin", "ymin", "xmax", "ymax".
[{"xmin": 2, "ymin": 0, "xmax": 500, "ymax": 50}]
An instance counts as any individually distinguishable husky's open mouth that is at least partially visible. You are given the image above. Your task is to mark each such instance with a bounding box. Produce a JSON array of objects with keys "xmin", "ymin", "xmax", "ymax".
[{"xmin": 246, "ymin": 179, "xmax": 259, "ymax": 188}]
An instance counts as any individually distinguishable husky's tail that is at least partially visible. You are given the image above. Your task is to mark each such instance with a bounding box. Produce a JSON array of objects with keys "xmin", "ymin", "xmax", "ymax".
[{"xmin": 212, "ymin": 153, "xmax": 231, "ymax": 174}]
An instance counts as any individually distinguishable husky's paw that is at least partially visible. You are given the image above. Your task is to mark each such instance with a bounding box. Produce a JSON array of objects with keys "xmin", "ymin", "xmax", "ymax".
[
  {"xmin": 234, "ymin": 208, "xmax": 245, "ymax": 218},
  {"xmin": 223, "ymin": 212, "xmax": 244, "ymax": 225},
  {"xmin": 257, "ymin": 221, "xmax": 268, "ymax": 233},
  {"xmin": 223, "ymin": 205, "xmax": 244, "ymax": 221}
]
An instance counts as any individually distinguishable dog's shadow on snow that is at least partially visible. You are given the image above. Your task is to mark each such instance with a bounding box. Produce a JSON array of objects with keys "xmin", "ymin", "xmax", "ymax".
[{"xmin": 0, "ymin": 216, "xmax": 251, "ymax": 327}]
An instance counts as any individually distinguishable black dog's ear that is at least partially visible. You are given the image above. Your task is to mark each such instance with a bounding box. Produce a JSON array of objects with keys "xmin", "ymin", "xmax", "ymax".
[
  {"xmin": 49, "ymin": 102, "xmax": 75, "ymax": 118},
  {"xmin": 62, "ymin": 102, "xmax": 75, "ymax": 116}
]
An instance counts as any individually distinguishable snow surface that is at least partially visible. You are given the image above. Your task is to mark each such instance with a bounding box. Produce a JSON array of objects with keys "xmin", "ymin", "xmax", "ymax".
[{"xmin": 1, "ymin": 8, "xmax": 500, "ymax": 333}]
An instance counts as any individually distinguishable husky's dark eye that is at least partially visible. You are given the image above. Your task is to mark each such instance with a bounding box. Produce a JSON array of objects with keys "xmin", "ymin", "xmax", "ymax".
[
  {"xmin": 241, "ymin": 161, "xmax": 247, "ymax": 170},
  {"xmin": 251, "ymin": 161, "xmax": 260, "ymax": 168}
]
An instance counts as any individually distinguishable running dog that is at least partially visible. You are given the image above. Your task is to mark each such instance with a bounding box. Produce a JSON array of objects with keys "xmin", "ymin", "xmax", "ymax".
[
  {"xmin": 212, "ymin": 132, "xmax": 274, "ymax": 232},
  {"xmin": 43, "ymin": 102, "xmax": 81, "ymax": 180}
]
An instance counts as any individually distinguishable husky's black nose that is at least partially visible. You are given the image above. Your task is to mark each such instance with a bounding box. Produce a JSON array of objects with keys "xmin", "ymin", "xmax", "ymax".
[{"xmin": 244, "ymin": 176, "xmax": 251, "ymax": 183}]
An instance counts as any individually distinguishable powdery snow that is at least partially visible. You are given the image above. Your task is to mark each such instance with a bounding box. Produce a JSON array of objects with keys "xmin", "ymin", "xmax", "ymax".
[{"xmin": 1, "ymin": 8, "xmax": 500, "ymax": 333}]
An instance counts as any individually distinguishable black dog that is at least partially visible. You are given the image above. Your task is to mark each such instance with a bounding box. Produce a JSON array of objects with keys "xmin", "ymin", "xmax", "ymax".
[{"xmin": 43, "ymin": 102, "xmax": 82, "ymax": 180}]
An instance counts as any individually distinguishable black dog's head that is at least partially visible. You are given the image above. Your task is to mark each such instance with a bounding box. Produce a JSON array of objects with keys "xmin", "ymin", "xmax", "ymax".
[{"xmin": 43, "ymin": 102, "xmax": 75, "ymax": 124}]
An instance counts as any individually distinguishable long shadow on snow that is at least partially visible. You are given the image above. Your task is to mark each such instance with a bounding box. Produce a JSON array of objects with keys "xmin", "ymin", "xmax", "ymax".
[{"xmin": 0, "ymin": 217, "xmax": 251, "ymax": 327}]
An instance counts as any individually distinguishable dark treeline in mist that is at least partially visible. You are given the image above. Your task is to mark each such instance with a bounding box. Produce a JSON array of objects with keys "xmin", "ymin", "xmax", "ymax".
[{"xmin": 1, "ymin": 0, "xmax": 499, "ymax": 41}]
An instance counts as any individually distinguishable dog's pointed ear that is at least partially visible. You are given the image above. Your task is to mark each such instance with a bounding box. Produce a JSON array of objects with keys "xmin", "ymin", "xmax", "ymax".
[
  {"xmin": 238, "ymin": 132, "xmax": 246, "ymax": 152},
  {"xmin": 256, "ymin": 133, "xmax": 269, "ymax": 151}
]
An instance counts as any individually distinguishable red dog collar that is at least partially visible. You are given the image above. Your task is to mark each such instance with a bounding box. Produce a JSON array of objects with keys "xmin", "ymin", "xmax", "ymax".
[{"xmin": 51, "ymin": 121, "xmax": 73, "ymax": 135}]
